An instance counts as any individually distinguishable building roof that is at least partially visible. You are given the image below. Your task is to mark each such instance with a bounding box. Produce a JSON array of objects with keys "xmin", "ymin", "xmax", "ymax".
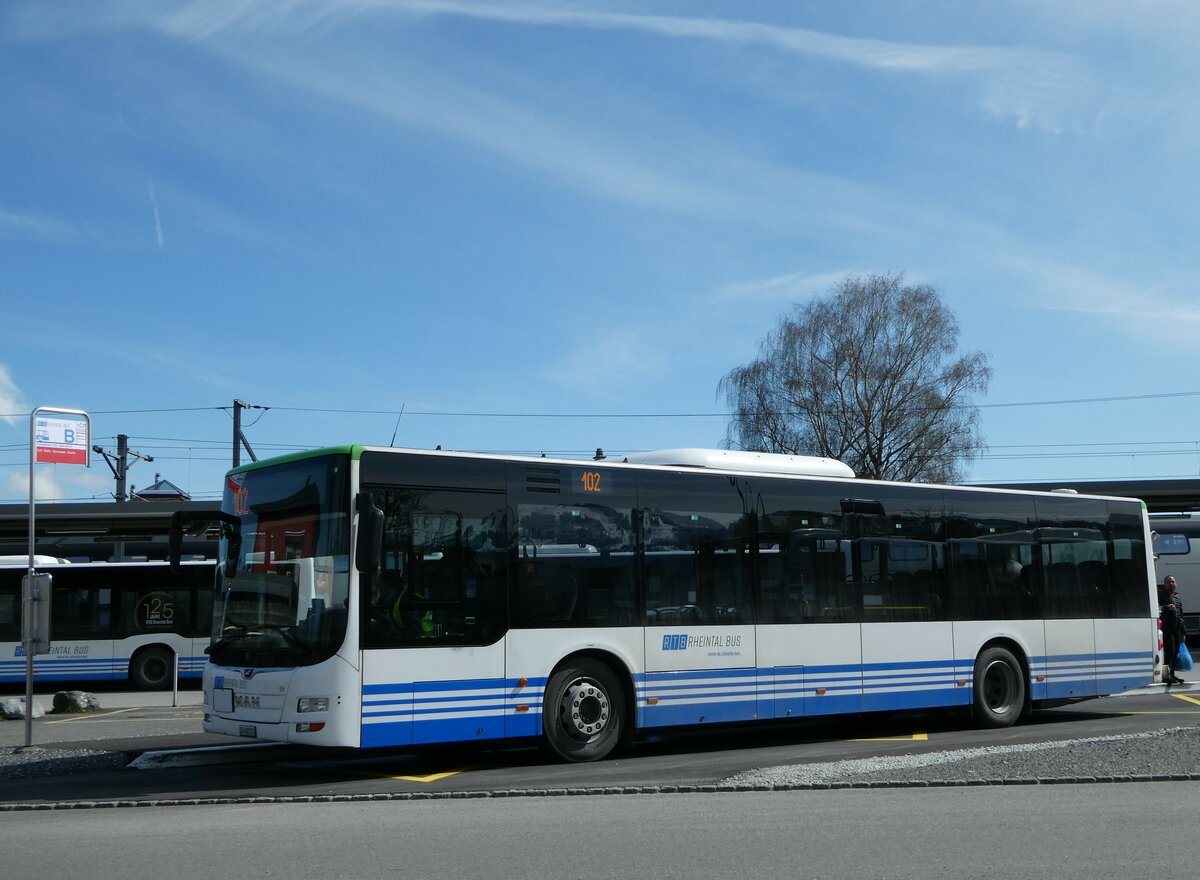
[
  {"xmin": 131, "ymin": 476, "xmax": 190, "ymax": 502},
  {"xmin": 0, "ymin": 499, "xmax": 218, "ymax": 539}
]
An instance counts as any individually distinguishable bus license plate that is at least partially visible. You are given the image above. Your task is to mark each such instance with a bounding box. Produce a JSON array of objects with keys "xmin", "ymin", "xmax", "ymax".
[
  {"xmin": 214, "ymin": 688, "xmax": 233, "ymax": 713},
  {"xmin": 239, "ymin": 725, "xmax": 257, "ymax": 738}
]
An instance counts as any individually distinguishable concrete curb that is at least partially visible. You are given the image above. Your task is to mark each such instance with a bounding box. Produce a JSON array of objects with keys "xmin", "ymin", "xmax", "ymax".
[{"xmin": 4, "ymin": 772, "xmax": 1200, "ymax": 812}]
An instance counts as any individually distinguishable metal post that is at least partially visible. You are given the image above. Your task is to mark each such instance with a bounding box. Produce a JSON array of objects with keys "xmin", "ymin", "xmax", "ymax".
[
  {"xmin": 233, "ymin": 401, "xmax": 242, "ymax": 468},
  {"xmin": 24, "ymin": 412, "xmax": 35, "ymax": 749},
  {"xmin": 24, "ymin": 406, "xmax": 90, "ymax": 749},
  {"xmin": 172, "ymin": 651, "xmax": 179, "ymax": 708},
  {"xmin": 115, "ymin": 433, "xmax": 128, "ymax": 502},
  {"xmin": 232, "ymin": 399, "xmax": 259, "ymax": 467}
]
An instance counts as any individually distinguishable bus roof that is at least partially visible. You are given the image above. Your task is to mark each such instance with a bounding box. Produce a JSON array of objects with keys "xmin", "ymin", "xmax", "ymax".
[
  {"xmin": 625, "ymin": 448, "xmax": 855, "ymax": 478},
  {"xmin": 226, "ymin": 444, "xmax": 1144, "ymax": 508}
]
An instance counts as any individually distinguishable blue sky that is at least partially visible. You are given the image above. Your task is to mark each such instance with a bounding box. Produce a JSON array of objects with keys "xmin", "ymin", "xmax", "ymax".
[{"xmin": 2, "ymin": 1, "xmax": 1199, "ymax": 503}]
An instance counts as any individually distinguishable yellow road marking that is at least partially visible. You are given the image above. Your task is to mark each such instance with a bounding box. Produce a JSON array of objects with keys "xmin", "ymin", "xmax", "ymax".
[
  {"xmin": 1121, "ymin": 710, "xmax": 1200, "ymax": 715},
  {"xmin": 44, "ymin": 708, "xmax": 138, "ymax": 724},
  {"xmin": 43, "ymin": 707, "xmax": 201, "ymax": 725},
  {"xmin": 852, "ymin": 732, "xmax": 928, "ymax": 742},
  {"xmin": 341, "ymin": 763, "xmax": 479, "ymax": 783},
  {"xmin": 390, "ymin": 767, "xmax": 472, "ymax": 783},
  {"xmin": 1171, "ymin": 693, "xmax": 1200, "ymax": 707}
]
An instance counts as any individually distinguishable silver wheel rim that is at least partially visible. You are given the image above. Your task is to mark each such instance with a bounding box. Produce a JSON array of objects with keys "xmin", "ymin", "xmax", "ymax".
[
  {"xmin": 982, "ymin": 659, "xmax": 1018, "ymax": 714},
  {"xmin": 558, "ymin": 676, "xmax": 611, "ymax": 741}
]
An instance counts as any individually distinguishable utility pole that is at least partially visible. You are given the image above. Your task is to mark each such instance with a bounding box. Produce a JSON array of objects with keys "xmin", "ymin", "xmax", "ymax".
[
  {"xmin": 232, "ymin": 399, "xmax": 263, "ymax": 467},
  {"xmin": 92, "ymin": 434, "xmax": 154, "ymax": 503}
]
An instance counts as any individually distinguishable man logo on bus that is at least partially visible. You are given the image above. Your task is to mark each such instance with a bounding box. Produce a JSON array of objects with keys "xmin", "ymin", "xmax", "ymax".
[{"xmin": 662, "ymin": 634, "xmax": 688, "ymax": 651}]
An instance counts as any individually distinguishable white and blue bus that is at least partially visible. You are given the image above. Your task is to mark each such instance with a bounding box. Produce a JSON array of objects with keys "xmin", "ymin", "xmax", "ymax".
[
  {"xmin": 177, "ymin": 446, "xmax": 1157, "ymax": 762},
  {"xmin": 1151, "ymin": 515, "xmax": 1200, "ymax": 636},
  {"xmin": 0, "ymin": 560, "xmax": 215, "ymax": 689}
]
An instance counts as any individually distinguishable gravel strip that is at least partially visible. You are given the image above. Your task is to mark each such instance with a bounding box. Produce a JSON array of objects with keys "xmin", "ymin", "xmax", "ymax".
[
  {"xmin": 0, "ymin": 746, "xmax": 129, "ymax": 779},
  {"xmin": 724, "ymin": 727, "xmax": 1200, "ymax": 787},
  {"xmin": 3, "ymin": 723, "xmax": 1199, "ymax": 809}
]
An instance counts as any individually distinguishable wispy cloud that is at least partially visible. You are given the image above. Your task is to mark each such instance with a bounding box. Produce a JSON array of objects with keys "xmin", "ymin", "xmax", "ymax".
[
  {"xmin": 3, "ymin": 467, "xmax": 113, "ymax": 503},
  {"xmin": 0, "ymin": 207, "xmax": 78, "ymax": 241},
  {"xmin": 222, "ymin": 42, "xmax": 980, "ymax": 240},
  {"xmin": 380, "ymin": 2, "xmax": 1096, "ymax": 133},
  {"xmin": 147, "ymin": 179, "xmax": 164, "ymax": 249},
  {"xmin": 7, "ymin": 2, "xmax": 1100, "ymax": 135},
  {"xmin": 712, "ymin": 269, "xmax": 863, "ymax": 303},
  {"xmin": 1040, "ymin": 283, "xmax": 1200, "ymax": 325},
  {"xmin": 547, "ymin": 324, "xmax": 667, "ymax": 396},
  {"xmin": 0, "ymin": 365, "xmax": 26, "ymax": 426},
  {"xmin": 237, "ymin": 49, "xmax": 722, "ymax": 213},
  {"xmin": 369, "ymin": 2, "xmax": 1056, "ymax": 73},
  {"xmin": 146, "ymin": 179, "xmax": 289, "ymax": 251},
  {"xmin": 0, "ymin": 319, "xmax": 243, "ymax": 398},
  {"xmin": 114, "ymin": 1, "xmax": 1073, "ymax": 75},
  {"xmin": 1008, "ymin": 255, "xmax": 1200, "ymax": 347}
]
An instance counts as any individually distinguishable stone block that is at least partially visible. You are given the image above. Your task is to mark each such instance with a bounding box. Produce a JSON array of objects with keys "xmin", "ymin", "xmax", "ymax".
[{"xmin": 0, "ymin": 697, "xmax": 46, "ymax": 720}]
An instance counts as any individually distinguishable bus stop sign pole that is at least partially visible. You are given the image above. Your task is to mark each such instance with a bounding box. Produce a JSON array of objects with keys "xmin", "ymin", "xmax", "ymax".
[{"xmin": 23, "ymin": 406, "xmax": 90, "ymax": 749}]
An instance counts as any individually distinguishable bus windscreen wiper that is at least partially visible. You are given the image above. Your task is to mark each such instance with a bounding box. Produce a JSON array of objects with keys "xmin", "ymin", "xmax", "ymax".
[
  {"xmin": 206, "ymin": 621, "xmax": 310, "ymax": 655},
  {"xmin": 249, "ymin": 623, "xmax": 311, "ymax": 654}
]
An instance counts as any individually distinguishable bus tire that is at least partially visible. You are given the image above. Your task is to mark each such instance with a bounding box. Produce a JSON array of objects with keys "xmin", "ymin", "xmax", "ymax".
[
  {"xmin": 130, "ymin": 646, "xmax": 174, "ymax": 691},
  {"xmin": 972, "ymin": 645, "xmax": 1025, "ymax": 728},
  {"xmin": 543, "ymin": 658, "xmax": 624, "ymax": 763}
]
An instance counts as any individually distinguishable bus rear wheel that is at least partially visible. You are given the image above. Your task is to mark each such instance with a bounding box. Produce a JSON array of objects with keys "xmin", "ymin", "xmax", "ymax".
[
  {"xmin": 130, "ymin": 646, "xmax": 174, "ymax": 691},
  {"xmin": 973, "ymin": 646, "xmax": 1025, "ymax": 728},
  {"xmin": 543, "ymin": 659, "xmax": 624, "ymax": 763}
]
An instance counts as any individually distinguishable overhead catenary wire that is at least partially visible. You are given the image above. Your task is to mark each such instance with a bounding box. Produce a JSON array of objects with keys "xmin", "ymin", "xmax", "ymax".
[
  {"xmin": 3, "ymin": 390, "xmax": 1200, "ymax": 497},
  {"xmin": 5, "ymin": 387, "xmax": 1200, "ymax": 423}
]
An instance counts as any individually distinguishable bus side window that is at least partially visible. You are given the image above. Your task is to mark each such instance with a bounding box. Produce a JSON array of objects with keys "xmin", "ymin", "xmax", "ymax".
[
  {"xmin": 946, "ymin": 491, "xmax": 1039, "ymax": 621},
  {"xmin": 52, "ymin": 582, "xmax": 115, "ymax": 639},
  {"xmin": 513, "ymin": 491, "xmax": 636, "ymax": 629},
  {"xmin": 0, "ymin": 585, "xmax": 16, "ymax": 640},
  {"xmin": 639, "ymin": 469, "xmax": 752, "ymax": 627},
  {"xmin": 365, "ymin": 485, "xmax": 509, "ymax": 648}
]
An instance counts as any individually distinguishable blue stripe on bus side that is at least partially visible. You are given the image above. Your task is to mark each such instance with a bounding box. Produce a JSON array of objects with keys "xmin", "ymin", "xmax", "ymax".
[
  {"xmin": 637, "ymin": 652, "xmax": 1152, "ymax": 726},
  {"xmin": 0, "ymin": 656, "xmax": 124, "ymax": 681},
  {"xmin": 0, "ymin": 655, "xmax": 207, "ymax": 682},
  {"xmin": 361, "ymin": 676, "xmax": 549, "ymax": 748},
  {"xmin": 860, "ymin": 660, "xmax": 967, "ymax": 712},
  {"xmin": 1031, "ymin": 651, "xmax": 1152, "ymax": 699},
  {"xmin": 355, "ymin": 651, "xmax": 1154, "ymax": 746}
]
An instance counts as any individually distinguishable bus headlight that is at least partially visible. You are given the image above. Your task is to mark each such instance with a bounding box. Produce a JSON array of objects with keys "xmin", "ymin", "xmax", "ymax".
[{"xmin": 297, "ymin": 697, "xmax": 329, "ymax": 713}]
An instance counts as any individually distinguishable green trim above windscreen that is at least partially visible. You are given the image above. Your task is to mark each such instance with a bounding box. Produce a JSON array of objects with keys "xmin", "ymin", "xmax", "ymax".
[{"xmin": 227, "ymin": 445, "xmax": 360, "ymax": 476}]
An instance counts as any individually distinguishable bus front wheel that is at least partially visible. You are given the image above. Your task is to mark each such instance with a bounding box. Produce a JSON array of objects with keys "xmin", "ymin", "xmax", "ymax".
[
  {"xmin": 543, "ymin": 659, "xmax": 624, "ymax": 763},
  {"xmin": 130, "ymin": 646, "xmax": 174, "ymax": 691},
  {"xmin": 972, "ymin": 646, "xmax": 1025, "ymax": 728}
]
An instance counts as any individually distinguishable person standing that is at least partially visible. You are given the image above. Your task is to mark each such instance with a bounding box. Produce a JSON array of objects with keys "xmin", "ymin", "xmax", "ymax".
[{"xmin": 1160, "ymin": 576, "xmax": 1186, "ymax": 685}]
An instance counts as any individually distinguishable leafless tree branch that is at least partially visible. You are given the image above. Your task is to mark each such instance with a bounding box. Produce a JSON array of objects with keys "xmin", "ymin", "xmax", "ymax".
[{"xmin": 719, "ymin": 273, "xmax": 991, "ymax": 482}]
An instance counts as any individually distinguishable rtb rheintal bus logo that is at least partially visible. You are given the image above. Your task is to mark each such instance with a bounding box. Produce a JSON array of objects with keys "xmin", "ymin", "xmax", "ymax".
[{"xmin": 662, "ymin": 633, "xmax": 743, "ymax": 651}]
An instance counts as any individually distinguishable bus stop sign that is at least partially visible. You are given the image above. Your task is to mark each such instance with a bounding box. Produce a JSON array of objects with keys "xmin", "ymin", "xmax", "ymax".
[{"xmin": 35, "ymin": 412, "xmax": 90, "ymax": 465}]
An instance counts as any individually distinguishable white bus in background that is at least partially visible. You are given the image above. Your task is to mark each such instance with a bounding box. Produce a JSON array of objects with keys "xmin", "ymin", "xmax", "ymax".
[
  {"xmin": 177, "ymin": 445, "xmax": 1158, "ymax": 762},
  {"xmin": 1151, "ymin": 515, "xmax": 1200, "ymax": 635},
  {"xmin": 0, "ymin": 560, "xmax": 215, "ymax": 689}
]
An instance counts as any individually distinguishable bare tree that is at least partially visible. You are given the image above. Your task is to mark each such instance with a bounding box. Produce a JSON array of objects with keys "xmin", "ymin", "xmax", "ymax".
[{"xmin": 719, "ymin": 273, "xmax": 991, "ymax": 483}]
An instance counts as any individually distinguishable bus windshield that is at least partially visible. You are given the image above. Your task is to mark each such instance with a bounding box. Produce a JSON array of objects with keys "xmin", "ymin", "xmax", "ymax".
[{"xmin": 208, "ymin": 454, "xmax": 351, "ymax": 668}]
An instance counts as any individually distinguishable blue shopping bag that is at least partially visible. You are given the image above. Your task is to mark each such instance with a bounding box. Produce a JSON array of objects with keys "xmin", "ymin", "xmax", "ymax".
[{"xmin": 1177, "ymin": 643, "xmax": 1194, "ymax": 673}]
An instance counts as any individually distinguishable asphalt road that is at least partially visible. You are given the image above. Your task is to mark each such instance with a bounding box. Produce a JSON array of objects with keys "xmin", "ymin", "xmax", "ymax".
[
  {"xmin": 2, "ymin": 683, "xmax": 1198, "ymax": 806},
  {"xmin": 4, "ymin": 785, "xmax": 1200, "ymax": 879}
]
